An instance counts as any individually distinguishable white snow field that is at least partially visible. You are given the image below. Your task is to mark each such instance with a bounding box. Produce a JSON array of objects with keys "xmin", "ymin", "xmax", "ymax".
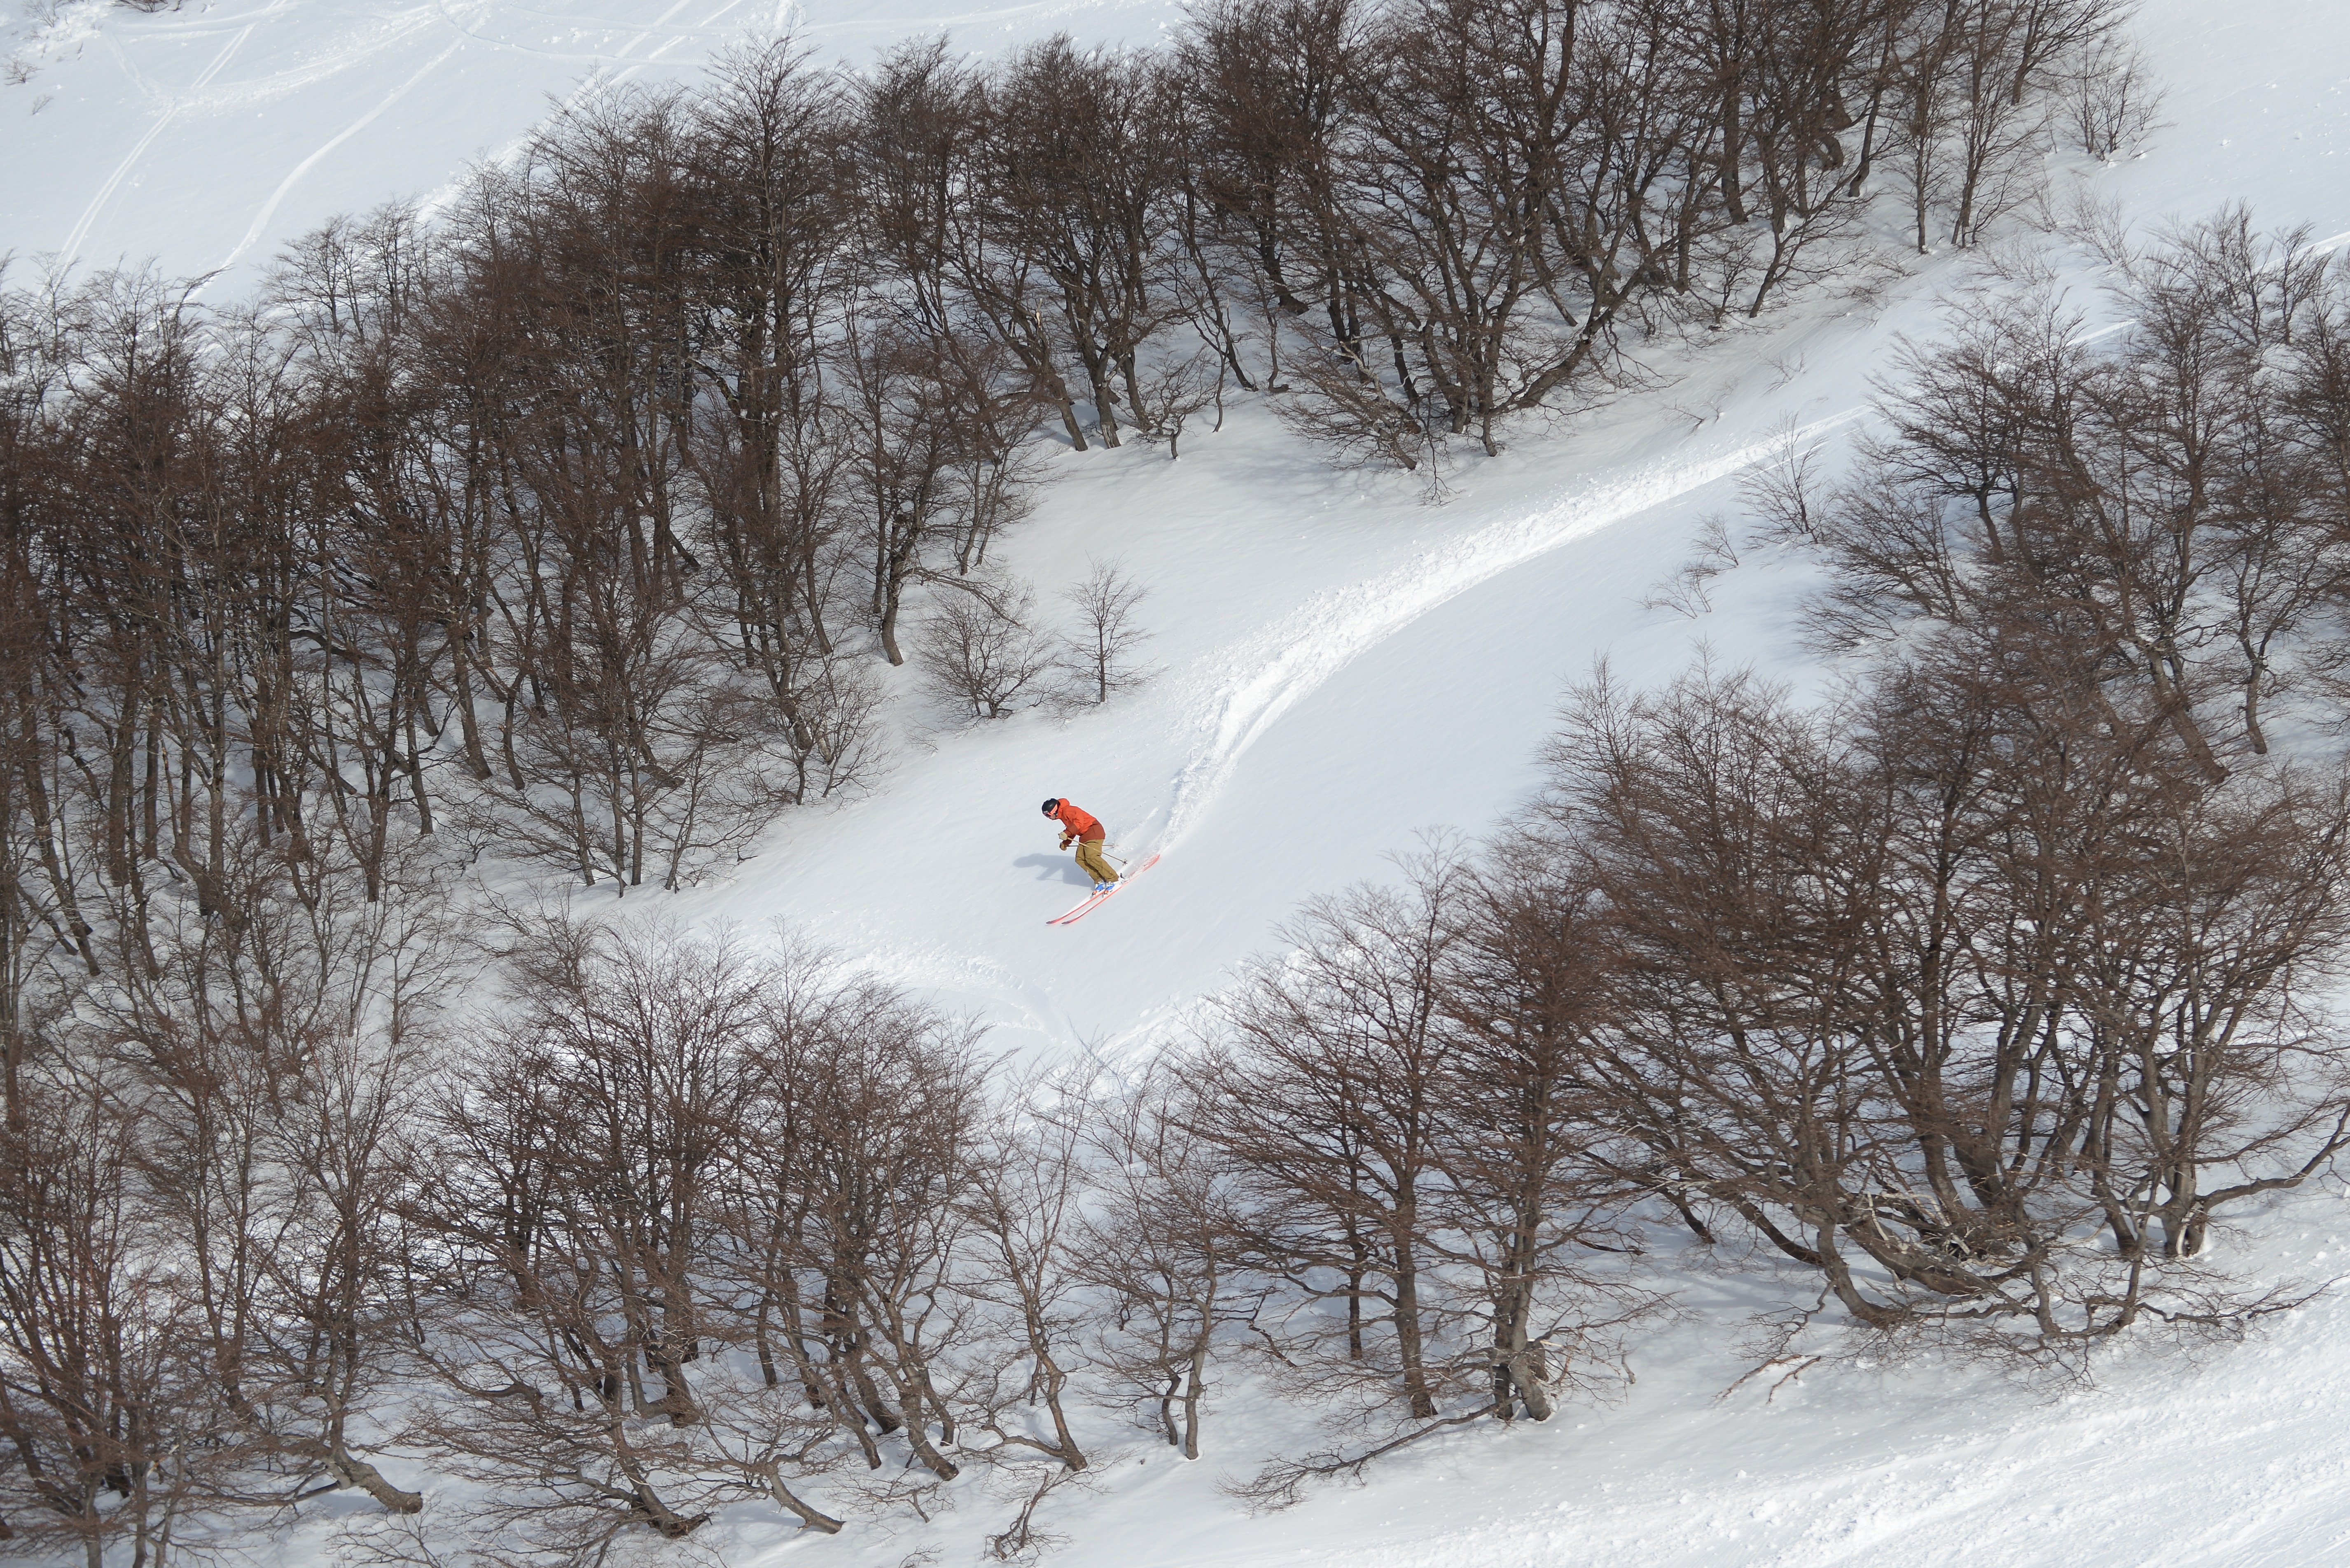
[{"xmin": 12, "ymin": 0, "xmax": 2350, "ymax": 1563}]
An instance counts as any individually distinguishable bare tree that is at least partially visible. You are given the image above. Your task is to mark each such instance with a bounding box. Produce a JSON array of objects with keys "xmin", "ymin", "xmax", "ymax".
[
  {"xmin": 1076, "ymin": 1063, "xmax": 1262, "ymax": 1460},
  {"xmin": 2063, "ymin": 35, "xmax": 2164, "ymax": 160},
  {"xmin": 1198, "ymin": 848, "xmax": 1647, "ymax": 1505},
  {"xmin": 1439, "ymin": 861, "xmax": 1651, "ymax": 1420},
  {"xmin": 981, "ymin": 37, "xmax": 1183, "ymax": 449},
  {"xmin": 405, "ymin": 923, "xmax": 771, "ymax": 1549},
  {"xmin": 843, "ymin": 323, "xmax": 1042, "ymax": 666},
  {"xmin": 958, "ymin": 1065, "xmax": 1093, "ymax": 1472},
  {"xmin": 1128, "ymin": 348, "xmax": 1223, "ymax": 458},
  {"xmin": 1638, "ymin": 516, "xmax": 1741, "ymax": 619},
  {"xmin": 914, "ymin": 583, "xmax": 1056, "ymax": 722},
  {"xmin": 719, "ymin": 950, "xmax": 988, "ymax": 1492},
  {"xmin": 0, "ymin": 1057, "xmax": 205, "ymax": 1568},
  {"xmin": 1058, "ymin": 560, "xmax": 1157, "ymax": 707},
  {"xmin": 1198, "ymin": 856, "xmax": 1473, "ymax": 1431},
  {"xmin": 100, "ymin": 834, "xmax": 461, "ymax": 1519},
  {"xmin": 680, "ymin": 40, "xmax": 892, "ymax": 808}
]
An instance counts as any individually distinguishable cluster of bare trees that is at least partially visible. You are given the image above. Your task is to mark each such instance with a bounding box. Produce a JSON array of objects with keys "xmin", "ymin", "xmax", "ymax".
[
  {"xmin": 1189, "ymin": 859, "xmax": 1654, "ymax": 1502},
  {"xmin": 1799, "ymin": 209, "xmax": 2350, "ymax": 767},
  {"xmin": 1428, "ymin": 238, "xmax": 2350, "ymax": 1358},
  {"xmin": 0, "ymin": 833, "xmax": 462, "ymax": 1563},
  {"xmin": 0, "ymin": 0, "xmax": 2160, "ymax": 929},
  {"xmin": 1593, "ymin": 213, "xmax": 2350, "ymax": 1346},
  {"xmin": 0, "ymin": 896, "xmax": 1657, "ymax": 1562},
  {"xmin": 1184, "ymin": 0, "xmax": 2148, "ymax": 466},
  {"xmin": 1542, "ymin": 654, "xmax": 2350, "ymax": 1349},
  {"xmin": 915, "ymin": 561, "xmax": 1157, "ymax": 722},
  {"xmin": 0, "ymin": 98, "xmax": 891, "ymax": 913},
  {"xmin": 401, "ymin": 907, "xmax": 1670, "ymax": 1554},
  {"xmin": 402, "ymin": 877, "xmax": 1701, "ymax": 1550},
  {"xmin": 11, "ymin": 711, "xmax": 2340, "ymax": 1561},
  {"xmin": 1207, "ymin": 563, "xmax": 2350, "ymax": 1396}
]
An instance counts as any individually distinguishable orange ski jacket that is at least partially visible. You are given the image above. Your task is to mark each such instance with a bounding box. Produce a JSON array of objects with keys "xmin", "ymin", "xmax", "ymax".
[{"xmin": 1048, "ymin": 800, "xmax": 1104, "ymax": 843}]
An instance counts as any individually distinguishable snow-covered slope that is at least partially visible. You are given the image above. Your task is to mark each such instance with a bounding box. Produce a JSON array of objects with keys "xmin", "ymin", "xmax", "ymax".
[
  {"xmin": 938, "ymin": 1204, "xmax": 2350, "ymax": 1568},
  {"xmin": 5, "ymin": 0, "xmax": 1193, "ymax": 293},
  {"xmin": 12, "ymin": 0, "xmax": 2350, "ymax": 1563}
]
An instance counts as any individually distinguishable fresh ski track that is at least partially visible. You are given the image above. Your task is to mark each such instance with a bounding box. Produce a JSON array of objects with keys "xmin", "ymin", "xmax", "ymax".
[
  {"xmin": 1146, "ymin": 411, "xmax": 1860, "ymax": 853},
  {"xmin": 60, "ymin": 18, "xmax": 255, "ymax": 262}
]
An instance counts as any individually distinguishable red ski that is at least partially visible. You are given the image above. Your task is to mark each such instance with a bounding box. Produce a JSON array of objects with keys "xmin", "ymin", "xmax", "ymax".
[{"xmin": 1047, "ymin": 853, "xmax": 1160, "ymax": 925}]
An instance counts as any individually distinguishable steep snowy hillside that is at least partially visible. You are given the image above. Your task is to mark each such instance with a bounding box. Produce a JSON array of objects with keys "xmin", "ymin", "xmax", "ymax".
[
  {"xmin": 4, "ymin": 0, "xmax": 1193, "ymax": 293},
  {"xmin": 10, "ymin": 0, "xmax": 2350, "ymax": 1563}
]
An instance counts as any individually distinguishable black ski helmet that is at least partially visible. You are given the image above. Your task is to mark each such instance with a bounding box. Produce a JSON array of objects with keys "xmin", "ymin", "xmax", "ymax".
[{"xmin": 1041, "ymin": 798, "xmax": 1059, "ymax": 814}]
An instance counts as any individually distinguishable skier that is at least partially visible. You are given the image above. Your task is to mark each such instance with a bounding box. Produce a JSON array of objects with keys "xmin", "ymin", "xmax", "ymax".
[{"xmin": 1043, "ymin": 798, "xmax": 1119, "ymax": 891}]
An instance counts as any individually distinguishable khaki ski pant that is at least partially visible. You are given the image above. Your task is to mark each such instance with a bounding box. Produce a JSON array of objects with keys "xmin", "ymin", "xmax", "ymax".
[{"xmin": 1072, "ymin": 839, "xmax": 1117, "ymax": 884}]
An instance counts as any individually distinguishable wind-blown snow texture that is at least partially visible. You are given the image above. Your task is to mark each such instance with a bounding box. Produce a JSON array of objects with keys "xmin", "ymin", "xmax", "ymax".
[{"xmin": 9, "ymin": 0, "xmax": 2350, "ymax": 1562}]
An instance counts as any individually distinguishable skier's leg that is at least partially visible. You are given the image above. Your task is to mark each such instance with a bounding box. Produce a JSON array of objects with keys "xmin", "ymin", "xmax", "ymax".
[{"xmin": 1077, "ymin": 840, "xmax": 1117, "ymax": 884}]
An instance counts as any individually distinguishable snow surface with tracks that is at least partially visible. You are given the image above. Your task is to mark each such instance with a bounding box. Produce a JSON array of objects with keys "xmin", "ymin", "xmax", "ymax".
[{"xmin": 9, "ymin": 0, "xmax": 2350, "ymax": 1562}]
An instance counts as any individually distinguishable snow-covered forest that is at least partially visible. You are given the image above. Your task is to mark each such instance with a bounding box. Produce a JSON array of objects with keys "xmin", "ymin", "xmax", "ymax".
[{"xmin": 5, "ymin": 0, "xmax": 2350, "ymax": 1562}]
